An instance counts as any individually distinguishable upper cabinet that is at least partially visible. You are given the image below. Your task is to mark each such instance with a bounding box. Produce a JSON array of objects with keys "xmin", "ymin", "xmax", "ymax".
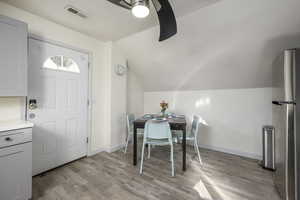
[{"xmin": 0, "ymin": 15, "xmax": 28, "ymax": 96}]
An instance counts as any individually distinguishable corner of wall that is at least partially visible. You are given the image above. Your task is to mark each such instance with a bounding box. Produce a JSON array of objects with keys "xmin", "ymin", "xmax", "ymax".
[
  {"xmin": 127, "ymin": 68, "xmax": 145, "ymax": 117},
  {"xmin": 107, "ymin": 42, "xmax": 128, "ymax": 151},
  {"xmin": 105, "ymin": 42, "xmax": 113, "ymax": 149}
]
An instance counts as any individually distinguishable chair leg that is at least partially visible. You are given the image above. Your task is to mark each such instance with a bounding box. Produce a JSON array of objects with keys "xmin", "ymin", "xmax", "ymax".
[
  {"xmin": 170, "ymin": 144, "xmax": 175, "ymax": 177},
  {"xmin": 174, "ymin": 134, "xmax": 178, "ymax": 144},
  {"xmin": 148, "ymin": 144, "xmax": 151, "ymax": 159},
  {"xmin": 194, "ymin": 139, "xmax": 203, "ymax": 165},
  {"xmin": 124, "ymin": 133, "xmax": 131, "ymax": 153},
  {"xmin": 140, "ymin": 141, "xmax": 146, "ymax": 175}
]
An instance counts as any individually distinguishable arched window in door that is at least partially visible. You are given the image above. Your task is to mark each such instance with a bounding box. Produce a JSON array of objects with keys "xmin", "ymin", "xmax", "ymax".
[{"xmin": 43, "ymin": 55, "xmax": 80, "ymax": 73}]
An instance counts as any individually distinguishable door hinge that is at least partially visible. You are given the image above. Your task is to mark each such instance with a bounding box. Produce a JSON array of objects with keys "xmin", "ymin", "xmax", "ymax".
[
  {"xmin": 86, "ymin": 137, "xmax": 89, "ymax": 143},
  {"xmin": 87, "ymin": 99, "xmax": 90, "ymax": 107}
]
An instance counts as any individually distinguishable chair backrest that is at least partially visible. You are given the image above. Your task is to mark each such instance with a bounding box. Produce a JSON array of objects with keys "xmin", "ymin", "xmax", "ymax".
[
  {"xmin": 144, "ymin": 120, "xmax": 172, "ymax": 140},
  {"xmin": 143, "ymin": 114, "xmax": 153, "ymax": 119},
  {"xmin": 190, "ymin": 115, "xmax": 201, "ymax": 139},
  {"xmin": 126, "ymin": 113, "xmax": 135, "ymax": 133}
]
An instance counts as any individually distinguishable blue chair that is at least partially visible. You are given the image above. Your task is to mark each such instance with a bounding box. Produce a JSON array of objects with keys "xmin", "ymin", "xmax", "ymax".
[
  {"xmin": 140, "ymin": 120, "xmax": 175, "ymax": 176},
  {"xmin": 179, "ymin": 115, "xmax": 203, "ymax": 164},
  {"xmin": 124, "ymin": 113, "xmax": 144, "ymax": 153}
]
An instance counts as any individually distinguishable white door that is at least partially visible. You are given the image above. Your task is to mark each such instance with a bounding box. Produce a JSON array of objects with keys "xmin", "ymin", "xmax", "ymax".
[{"xmin": 28, "ymin": 39, "xmax": 89, "ymax": 175}]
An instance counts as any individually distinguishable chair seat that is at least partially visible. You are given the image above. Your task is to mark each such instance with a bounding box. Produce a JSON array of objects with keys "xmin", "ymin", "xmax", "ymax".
[
  {"xmin": 129, "ymin": 129, "xmax": 144, "ymax": 135},
  {"xmin": 145, "ymin": 138, "xmax": 170, "ymax": 146},
  {"xmin": 178, "ymin": 136, "xmax": 195, "ymax": 141},
  {"xmin": 137, "ymin": 130, "xmax": 144, "ymax": 135}
]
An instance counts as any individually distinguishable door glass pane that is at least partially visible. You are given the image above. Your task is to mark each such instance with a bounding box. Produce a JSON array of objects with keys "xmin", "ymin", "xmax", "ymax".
[
  {"xmin": 43, "ymin": 56, "xmax": 80, "ymax": 73},
  {"xmin": 51, "ymin": 56, "xmax": 62, "ymax": 67}
]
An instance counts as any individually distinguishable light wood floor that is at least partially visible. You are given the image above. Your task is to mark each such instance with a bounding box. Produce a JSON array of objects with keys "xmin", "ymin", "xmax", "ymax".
[{"xmin": 33, "ymin": 144, "xmax": 281, "ymax": 200}]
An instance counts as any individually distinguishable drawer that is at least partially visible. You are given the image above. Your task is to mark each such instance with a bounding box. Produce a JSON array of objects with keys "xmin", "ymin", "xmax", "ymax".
[{"xmin": 0, "ymin": 128, "xmax": 32, "ymax": 149}]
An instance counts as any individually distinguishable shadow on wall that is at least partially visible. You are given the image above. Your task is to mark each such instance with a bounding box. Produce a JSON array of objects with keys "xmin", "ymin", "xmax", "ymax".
[
  {"xmin": 174, "ymin": 0, "xmax": 222, "ymax": 18},
  {"xmin": 262, "ymin": 33, "xmax": 300, "ymax": 63},
  {"xmin": 265, "ymin": 33, "xmax": 300, "ymax": 53},
  {"xmin": 254, "ymin": 33, "xmax": 300, "ymax": 88},
  {"xmin": 172, "ymin": 35, "xmax": 300, "ymax": 92}
]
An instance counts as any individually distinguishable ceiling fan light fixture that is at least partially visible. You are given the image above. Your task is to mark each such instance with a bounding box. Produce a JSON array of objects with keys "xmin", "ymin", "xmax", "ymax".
[{"xmin": 131, "ymin": 0, "xmax": 150, "ymax": 18}]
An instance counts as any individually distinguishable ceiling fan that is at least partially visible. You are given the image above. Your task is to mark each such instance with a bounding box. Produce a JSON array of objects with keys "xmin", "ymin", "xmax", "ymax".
[{"xmin": 106, "ymin": 0, "xmax": 177, "ymax": 42}]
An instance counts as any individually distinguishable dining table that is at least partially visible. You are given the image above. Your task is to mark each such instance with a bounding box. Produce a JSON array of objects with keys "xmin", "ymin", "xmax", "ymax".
[{"xmin": 133, "ymin": 115, "xmax": 187, "ymax": 171}]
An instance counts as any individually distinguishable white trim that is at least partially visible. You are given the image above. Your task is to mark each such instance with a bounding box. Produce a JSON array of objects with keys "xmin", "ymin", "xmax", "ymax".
[
  {"xmin": 88, "ymin": 142, "xmax": 261, "ymax": 160},
  {"xmin": 88, "ymin": 144, "xmax": 125, "ymax": 156},
  {"xmin": 108, "ymin": 143, "xmax": 125, "ymax": 153},
  {"xmin": 20, "ymin": 97, "xmax": 27, "ymax": 121},
  {"xmin": 88, "ymin": 148, "xmax": 106, "ymax": 156},
  {"xmin": 29, "ymin": 34, "xmax": 91, "ymax": 54},
  {"xmin": 86, "ymin": 53, "xmax": 94, "ymax": 157},
  {"xmin": 199, "ymin": 144, "xmax": 262, "ymax": 160}
]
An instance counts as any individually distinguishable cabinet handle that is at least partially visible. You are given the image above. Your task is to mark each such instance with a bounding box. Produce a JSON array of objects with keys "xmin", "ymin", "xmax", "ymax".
[
  {"xmin": 0, "ymin": 151, "xmax": 23, "ymax": 158},
  {"xmin": 5, "ymin": 137, "xmax": 13, "ymax": 142}
]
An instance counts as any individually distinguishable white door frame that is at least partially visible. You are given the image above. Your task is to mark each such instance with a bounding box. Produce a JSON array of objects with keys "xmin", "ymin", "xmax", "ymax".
[{"xmin": 28, "ymin": 34, "xmax": 93, "ymax": 157}]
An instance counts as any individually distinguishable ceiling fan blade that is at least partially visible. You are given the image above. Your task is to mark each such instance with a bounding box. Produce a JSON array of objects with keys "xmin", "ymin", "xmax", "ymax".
[
  {"xmin": 152, "ymin": 0, "xmax": 177, "ymax": 42},
  {"xmin": 151, "ymin": 0, "xmax": 162, "ymax": 11},
  {"xmin": 106, "ymin": 0, "xmax": 132, "ymax": 9}
]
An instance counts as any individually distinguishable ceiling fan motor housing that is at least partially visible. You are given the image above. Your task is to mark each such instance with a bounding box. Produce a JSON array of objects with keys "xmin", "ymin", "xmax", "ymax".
[
  {"xmin": 131, "ymin": 0, "xmax": 149, "ymax": 7},
  {"xmin": 106, "ymin": 0, "xmax": 177, "ymax": 41}
]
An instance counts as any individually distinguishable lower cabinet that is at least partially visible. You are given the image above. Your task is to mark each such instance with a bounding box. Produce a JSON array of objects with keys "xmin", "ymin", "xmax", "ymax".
[{"xmin": 0, "ymin": 129, "xmax": 32, "ymax": 200}]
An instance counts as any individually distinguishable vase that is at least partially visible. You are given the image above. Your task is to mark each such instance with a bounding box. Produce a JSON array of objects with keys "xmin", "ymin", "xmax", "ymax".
[{"xmin": 161, "ymin": 110, "xmax": 166, "ymax": 117}]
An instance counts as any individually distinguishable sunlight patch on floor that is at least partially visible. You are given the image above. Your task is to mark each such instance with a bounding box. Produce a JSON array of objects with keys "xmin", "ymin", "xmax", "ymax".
[
  {"xmin": 193, "ymin": 170, "xmax": 232, "ymax": 200},
  {"xmin": 193, "ymin": 180, "xmax": 213, "ymax": 200}
]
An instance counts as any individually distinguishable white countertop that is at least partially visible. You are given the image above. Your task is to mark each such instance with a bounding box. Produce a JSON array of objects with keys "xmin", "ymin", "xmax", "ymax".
[{"xmin": 0, "ymin": 120, "xmax": 34, "ymax": 132}]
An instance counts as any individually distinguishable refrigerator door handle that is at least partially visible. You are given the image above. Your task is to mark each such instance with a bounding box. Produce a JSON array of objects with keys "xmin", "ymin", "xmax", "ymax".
[
  {"xmin": 272, "ymin": 101, "xmax": 283, "ymax": 106},
  {"xmin": 272, "ymin": 101, "xmax": 296, "ymax": 106}
]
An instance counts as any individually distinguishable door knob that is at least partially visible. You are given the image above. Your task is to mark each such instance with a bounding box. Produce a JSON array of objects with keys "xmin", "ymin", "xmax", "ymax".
[
  {"xmin": 29, "ymin": 99, "xmax": 37, "ymax": 110},
  {"xmin": 5, "ymin": 137, "xmax": 13, "ymax": 142}
]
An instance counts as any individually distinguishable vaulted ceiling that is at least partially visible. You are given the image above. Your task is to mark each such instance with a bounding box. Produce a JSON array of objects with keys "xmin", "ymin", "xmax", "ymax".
[
  {"xmin": 3, "ymin": 0, "xmax": 300, "ymax": 92},
  {"xmin": 115, "ymin": 0, "xmax": 300, "ymax": 91},
  {"xmin": 2, "ymin": 0, "xmax": 219, "ymax": 41}
]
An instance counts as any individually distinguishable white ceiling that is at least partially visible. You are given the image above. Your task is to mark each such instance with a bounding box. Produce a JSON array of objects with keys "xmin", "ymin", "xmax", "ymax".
[
  {"xmin": 115, "ymin": 0, "xmax": 300, "ymax": 91},
  {"xmin": 1, "ymin": 0, "xmax": 219, "ymax": 41},
  {"xmin": 3, "ymin": 0, "xmax": 300, "ymax": 92}
]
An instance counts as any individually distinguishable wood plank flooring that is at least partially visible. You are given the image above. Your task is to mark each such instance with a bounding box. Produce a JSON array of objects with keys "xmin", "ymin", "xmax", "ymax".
[{"xmin": 32, "ymin": 144, "xmax": 281, "ymax": 200}]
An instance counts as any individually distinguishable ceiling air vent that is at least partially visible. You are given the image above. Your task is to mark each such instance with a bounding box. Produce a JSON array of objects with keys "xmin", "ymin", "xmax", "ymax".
[{"xmin": 65, "ymin": 5, "xmax": 87, "ymax": 18}]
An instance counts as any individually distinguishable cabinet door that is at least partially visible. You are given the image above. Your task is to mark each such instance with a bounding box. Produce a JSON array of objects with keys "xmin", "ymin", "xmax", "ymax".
[
  {"xmin": 0, "ymin": 15, "xmax": 28, "ymax": 96},
  {"xmin": 0, "ymin": 142, "xmax": 32, "ymax": 200}
]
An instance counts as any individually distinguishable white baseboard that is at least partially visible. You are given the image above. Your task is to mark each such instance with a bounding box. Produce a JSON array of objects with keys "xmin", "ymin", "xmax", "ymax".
[
  {"xmin": 87, "ymin": 144, "xmax": 125, "ymax": 156},
  {"xmin": 199, "ymin": 144, "xmax": 262, "ymax": 160},
  {"xmin": 88, "ymin": 148, "xmax": 106, "ymax": 156},
  {"xmin": 88, "ymin": 143, "xmax": 261, "ymax": 161},
  {"xmin": 108, "ymin": 143, "xmax": 125, "ymax": 153}
]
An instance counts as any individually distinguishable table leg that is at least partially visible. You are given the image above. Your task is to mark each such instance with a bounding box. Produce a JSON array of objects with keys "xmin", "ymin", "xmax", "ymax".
[
  {"xmin": 133, "ymin": 124, "xmax": 137, "ymax": 166},
  {"xmin": 182, "ymin": 126, "xmax": 186, "ymax": 171}
]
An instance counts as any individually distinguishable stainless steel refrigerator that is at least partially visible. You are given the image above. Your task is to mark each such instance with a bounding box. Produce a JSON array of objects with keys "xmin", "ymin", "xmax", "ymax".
[{"xmin": 272, "ymin": 49, "xmax": 300, "ymax": 200}]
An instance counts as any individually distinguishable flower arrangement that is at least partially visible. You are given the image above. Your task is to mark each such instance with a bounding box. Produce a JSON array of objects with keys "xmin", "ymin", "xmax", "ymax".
[{"xmin": 160, "ymin": 100, "xmax": 168, "ymax": 115}]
